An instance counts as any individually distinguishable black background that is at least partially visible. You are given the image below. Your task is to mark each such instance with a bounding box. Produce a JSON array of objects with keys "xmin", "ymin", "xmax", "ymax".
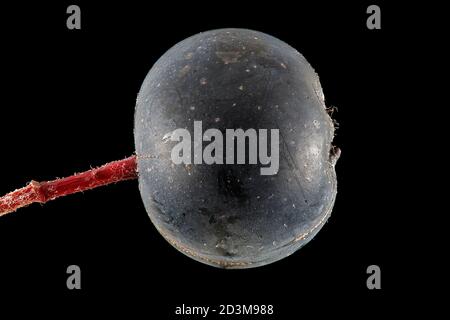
[{"xmin": 0, "ymin": 1, "xmax": 414, "ymax": 317}]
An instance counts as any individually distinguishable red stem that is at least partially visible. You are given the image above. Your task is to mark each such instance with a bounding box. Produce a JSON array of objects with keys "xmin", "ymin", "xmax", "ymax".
[{"xmin": 0, "ymin": 155, "xmax": 138, "ymax": 217}]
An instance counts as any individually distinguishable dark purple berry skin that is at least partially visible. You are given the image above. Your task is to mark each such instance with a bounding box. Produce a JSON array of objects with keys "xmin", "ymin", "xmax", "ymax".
[{"xmin": 134, "ymin": 29, "xmax": 339, "ymax": 268}]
